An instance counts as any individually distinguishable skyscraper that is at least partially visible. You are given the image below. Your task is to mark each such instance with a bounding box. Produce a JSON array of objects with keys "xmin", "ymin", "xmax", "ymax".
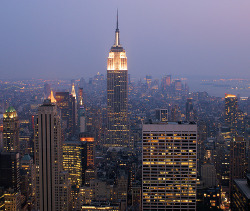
[
  {"xmin": 106, "ymin": 12, "xmax": 129, "ymax": 147},
  {"xmin": 3, "ymin": 106, "xmax": 19, "ymax": 152},
  {"xmin": 229, "ymin": 137, "xmax": 247, "ymax": 195},
  {"xmin": 0, "ymin": 152, "xmax": 20, "ymax": 192},
  {"xmin": 63, "ymin": 140, "xmax": 87, "ymax": 209},
  {"xmin": 186, "ymin": 98, "xmax": 195, "ymax": 121},
  {"xmin": 225, "ymin": 94, "xmax": 238, "ymax": 134},
  {"xmin": 161, "ymin": 75, "xmax": 171, "ymax": 91},
  {"xmin": 34, "ymin": 100, "xmax": 70, "ymax": 210},
  {"xmin": 142, "ymin": 122, "xmax": 197, "ymax": 210},
  {"xmin": 55, "ymin": 91, "xmax": 76, "ymax": 137}
]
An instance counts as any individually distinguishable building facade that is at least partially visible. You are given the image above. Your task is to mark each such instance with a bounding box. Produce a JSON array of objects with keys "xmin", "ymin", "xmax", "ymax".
[
  {"xmin": 106, "ymin": 13, "xmax": 129, "ymax": 147},
  {"xmin": 142, "ymin": 122, "xmax": 197, "ymax": 210}
]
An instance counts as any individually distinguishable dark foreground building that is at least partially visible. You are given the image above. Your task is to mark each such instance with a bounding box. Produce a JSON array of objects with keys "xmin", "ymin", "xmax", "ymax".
[{"xmin": 231, "ymin": 174, "xmax": 250, "ymax": 211}]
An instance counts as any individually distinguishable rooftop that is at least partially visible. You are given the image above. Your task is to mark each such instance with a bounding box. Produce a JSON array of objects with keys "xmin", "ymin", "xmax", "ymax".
[
  {"xmin": 5, "ymin": 106, "xmax": 16, "ymax": 113},
  {"xmin": 234, "ymin": 179, "xmax": 250, "ymax": 199}
]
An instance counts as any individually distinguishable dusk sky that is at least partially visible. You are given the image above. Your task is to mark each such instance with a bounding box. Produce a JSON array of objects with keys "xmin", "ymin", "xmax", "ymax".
[{"xmin": 1, "ymin": 0, "xmax": 250, "ymax": 80}]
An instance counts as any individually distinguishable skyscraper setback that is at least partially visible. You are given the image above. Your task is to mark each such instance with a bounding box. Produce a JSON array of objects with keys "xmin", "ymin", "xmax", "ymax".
[{"xmin": 106, "ymin": 12, "xmax": 129, "ymax": 147}]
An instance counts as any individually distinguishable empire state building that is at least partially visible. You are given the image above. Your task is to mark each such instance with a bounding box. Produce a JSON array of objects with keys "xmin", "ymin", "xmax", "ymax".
[{"xmin": 106, "ymin": 12, "xmax": 129, "ymax": 147}]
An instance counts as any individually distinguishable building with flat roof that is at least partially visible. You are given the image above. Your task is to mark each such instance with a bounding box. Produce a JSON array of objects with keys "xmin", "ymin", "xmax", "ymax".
[{"xmin": 142, "ymin": 122, "xmax": 197, "ymax": 210}]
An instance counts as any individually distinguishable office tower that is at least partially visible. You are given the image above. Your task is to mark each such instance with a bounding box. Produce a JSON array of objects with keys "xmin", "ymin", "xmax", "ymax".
[
  {"xmin": 34, "ymin": 100, "xmax": 70, "ymax": 210},
  {"xmin": 170, "ymin": 105, "xmax": 181, "ymax": 121},
  {"xmin": 155, "ymin": 109, "xmax": 168, "ymax": 122},
  {"xmin": 63, "ymin": 141, "xmax": 87, "ymax": 209},
  {"xmin": 3, "ymin": 106, "xmax": 19, "ymax": 152},
  {"xmin": 80, "ymin": 132, "xmax": 95, "ymax": 167},
  {"xmin": 63, "ymin": 141, "xmax": 87, "ymax": 188},
  {"xmin": 146, "ymin": 75, "xmax": 152, "ymax": 89},
  {"xmin": 230, "ymin": 137, "xmax": 247, "ymax": 194},
  {"xmin": 55, "ymin": 92, "xmax": 76, "ymax": 136},
  {"xmin": 142, "ymin": 122, "xmax": 197, "ymax": 210},
  {"xmin": 186, "ymin": 98, "xmax": 195, "ymax": 121},
  {"xmin": 201, "ymin": 163, "xmax": 217, "ymax": 188},
  {"xmin": 106, "ymin": 12, "xmax": 129, "ymax": 147},
  {"xmin": 43, "ymin": 83, "xmax": 51, "ymax": 99},
  {"xmin": 78, "ymin": 87, "xmax": 84, "ymax": 107},
  {"xmin": 225, "ymin": 94, "xmax": 238, "ymax": 134},
  {"xmin": 174, "ymin": 79, "xmax": 182, "ymax": 91},
  {"xmin": 161, "ymin": 75, "xmax": 171, "ymax": 90},
  {"xmin": 0, "ymin": 152, "xmax": 20, "ymax": 192},
  {"xmin": 71, "ymin": 82, "xmax": 78, "ymax": 126},
  {"xmin": 77, "ymin": 87, "xmax": 87, "ymax": 133},
  {"xmin": 20, "ymin": 154, "xmax": 35, "ymax": 200}
]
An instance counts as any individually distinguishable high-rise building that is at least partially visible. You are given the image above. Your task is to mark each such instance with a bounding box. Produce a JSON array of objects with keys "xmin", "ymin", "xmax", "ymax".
[
  {"xmin": 142, "ymin": 122, "xmax": 197, "ymax": 210},
  {"xmin": 78, "ymin": 87, "xmax": 87, "ymax": 133},
  {"xmin": 20, "ymin": 154, "xmax": 35, "ymax": 200},
  {"xmin": 55, "ymin": 92, "xmax": 76, "ymax": 137},
  {"xmin": 230, "ymin": 137, "xmax": 247, "ymax": 195},
  {"xmin": 63, "ymin": 141, "xmax": 87, "ymax": 188},
  {"xmin": 170, "ymin": 105, "xmax": 181, "ymax": 121},
  {"xmin": 43, "ymin": 83, "xmax": 51, "ymax": 99},
  {"xmin": 145, "ymin": 75, "xmax": 152, "ymax": 89},
  {"xmin": 161, "ymin": 75, "xmax": 171, "ymax": 91},
  {"xmin": 3, "ymin": 106, "xmax": 19, "ymax": 152},
  {"xmin": 225, "ymin": 94, "xmax": 238, "ymax": 134},
  {"xmin": 106, "ymin": 12, "xmax": 129, "ymax": 147},
  {"xmin": 174, "ymin": 79, "xmax": 182, "ymax": 91},
  {"xmin": 186, "ymin": 98, "xmax": 195, "ymax": 121},
  {"xmin": 63, "ymin": 140, "xmax": 87, "ymax": 209},
  {"xmin": 0, "ymin": 152, "xmax": 20, "ymax": 192},
  {"xmin": 34, "ymin": 100, "xmax": 70, "ymax": 210},
  {"xmin": 80, "ymin": 132, "xmax": 95, "ymax": 168}
]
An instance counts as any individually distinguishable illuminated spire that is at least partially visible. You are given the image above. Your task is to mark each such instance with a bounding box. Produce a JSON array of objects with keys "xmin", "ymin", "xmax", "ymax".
[
  {"xmin": 116, "ymin": 9, "xmax": 119, "ymax": 31},
  {"xmin": 114, "ymin": 9, "xmax": 120, "ymax": 46},
  {"xmin": 49, "ymin": 90, "xmax": 56, "ymax": 103},
  {"xmin": 71, "ymin": 83, "xmax": 76, "ymax": 99}
]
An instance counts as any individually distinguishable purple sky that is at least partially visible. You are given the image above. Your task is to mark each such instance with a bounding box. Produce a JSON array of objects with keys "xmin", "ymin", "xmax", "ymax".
[{"xmin": 0, "ymin": 0, "xmax": 250, "ymax": 80}]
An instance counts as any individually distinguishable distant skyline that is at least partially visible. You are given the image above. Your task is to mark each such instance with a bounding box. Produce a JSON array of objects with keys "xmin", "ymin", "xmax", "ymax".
[{"xmin": 1, "ymin": 1, "xmax": 250, "ymax": 80}]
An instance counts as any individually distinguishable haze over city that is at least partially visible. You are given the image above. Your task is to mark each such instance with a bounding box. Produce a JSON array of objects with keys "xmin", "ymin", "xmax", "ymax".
[
  {"xmin": 0, "ymin": 1, "xmax": 250, "ymax": 210},
  {"xmin": 1, "ymin": 0, "xmax": 250, "ymax": 81}
]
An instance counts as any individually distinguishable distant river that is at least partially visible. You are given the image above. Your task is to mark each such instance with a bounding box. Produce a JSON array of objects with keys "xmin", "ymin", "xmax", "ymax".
[{"xmin": 188, "ymin": 79, "xmax": 249, "ymax": 98}]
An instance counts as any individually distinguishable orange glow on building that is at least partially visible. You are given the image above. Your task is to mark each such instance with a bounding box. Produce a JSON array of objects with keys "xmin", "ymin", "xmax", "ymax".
[
  {"xmin": 225, "ymin": 94, "xmax": 237, "ymax": 98},
  {"xmin": 80, "ymin": 137, "xmax": 94, "ymax": 142}
]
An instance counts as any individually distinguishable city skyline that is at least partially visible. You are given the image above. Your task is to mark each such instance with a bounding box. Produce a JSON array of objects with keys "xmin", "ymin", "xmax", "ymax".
[
  {"xmin": 0, "ymin": 1, "xmax": 250, "ymax": 80},
  {"xmin": 0, "ymin": 2, "xmax": 249, "ymax": 210}
]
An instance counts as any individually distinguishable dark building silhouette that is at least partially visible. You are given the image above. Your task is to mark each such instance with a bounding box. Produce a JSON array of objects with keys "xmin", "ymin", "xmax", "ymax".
[{"xmin": 0, "ymin": 152, "xmax": 20, "ymax": 192}]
